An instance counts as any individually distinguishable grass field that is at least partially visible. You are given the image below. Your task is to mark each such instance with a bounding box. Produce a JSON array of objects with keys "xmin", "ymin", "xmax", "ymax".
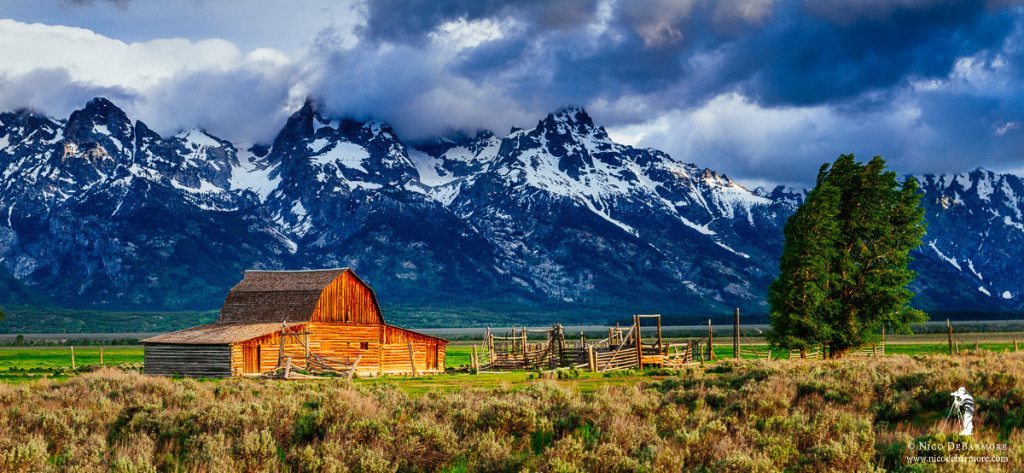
[{"xmin": 1, "ymin": 336, "xmax": 1020, "ymax": 385}]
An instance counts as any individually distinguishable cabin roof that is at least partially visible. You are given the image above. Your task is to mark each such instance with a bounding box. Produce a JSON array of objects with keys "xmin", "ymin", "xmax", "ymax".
[
  {"xmin": 141, "ymin": 322, "xmax": 304, "ymax": 345},
  {"xmin": 231, "ymin": 268, "xmax": 350, "ymax": 292},
  {"xmin": 216, "ymin": 268, "xmax": 385, "ymax": 324}
]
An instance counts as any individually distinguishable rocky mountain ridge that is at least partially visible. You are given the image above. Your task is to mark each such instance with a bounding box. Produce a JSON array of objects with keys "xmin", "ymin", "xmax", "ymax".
[{"xmin": 0, "ymin": 98, "xmax": 1018, "ymax": 322}]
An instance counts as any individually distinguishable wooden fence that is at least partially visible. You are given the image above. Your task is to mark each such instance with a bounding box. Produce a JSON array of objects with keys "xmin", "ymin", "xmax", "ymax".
[{"xmin": 475, "ymin": 316, "xmax": 706, "ymax": 373}]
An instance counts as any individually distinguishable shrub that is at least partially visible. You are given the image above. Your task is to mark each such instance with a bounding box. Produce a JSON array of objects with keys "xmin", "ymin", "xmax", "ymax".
[{"xmin": 0, "ymin": 354, "xmax": 1020, "ymax": 471}]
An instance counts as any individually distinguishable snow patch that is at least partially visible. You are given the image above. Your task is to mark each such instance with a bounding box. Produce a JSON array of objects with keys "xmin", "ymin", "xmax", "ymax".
[
  {"xmin": 929, "ymin": 240, "xmax": 961, "ymax": 271},
  {"xmin": 576, "ymin": 196, "xmax": 637, "ymax": 236},
  {"xmin": 975, "ymin": 174, "xmax": 994, "ymax": 201},
  {"xmin": 428, "ymin": 182, "xmax": 462, "ymax": 206},
  {"xmin": 230, "ymin": 151, "xmax": 280, "ymax": 202},
  {"xmin": 170, "ymin": 179, "xmax": 220, "ymax": 194},
  {"xmin": 967, "ymin": 259, "xmax": 983, "ymax": 280},
  {"xmin": 409, "ymin": 148, "xmax": 453, "ymax": 186},
  {"xmin": 312, "ymin": 141, "xmax": 370, "ymax": 173},
  {"xmin": 978, "ymin": 286, "xmax": 991, "ymax": 296},
  {"xmin": 680, "ymin": 217, "xmax": 716, "ymax": 235},
  {"xmin": 180, "ymin": 129, "xmax": 220, "ymax": 148},
  {"xmin": 716, "ymin": 242, "xmax": 750, "ymax": 258},
  {"xmin": 1003, "ymin": 216, "xmax": 1024, "ymax": 231},
  {"xmin": 1002, "ymin": 290, "xmax": 1013, "ymax": 299}
]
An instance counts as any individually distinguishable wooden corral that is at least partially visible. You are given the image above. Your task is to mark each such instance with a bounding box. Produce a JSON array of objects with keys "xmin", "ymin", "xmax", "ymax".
[
  {"xmin": 142, "ymin": 269, "xmax": 446, "ymax": 378},
  {"xmin": 475, "ymin": 315, "xmax": 703, "ymax": 373}
]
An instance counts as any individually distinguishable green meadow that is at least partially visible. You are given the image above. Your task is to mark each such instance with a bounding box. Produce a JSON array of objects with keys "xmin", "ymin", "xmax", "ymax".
[{"xmin": 1, "ymin": 336, "xmax": 1020, "ymax": 385}]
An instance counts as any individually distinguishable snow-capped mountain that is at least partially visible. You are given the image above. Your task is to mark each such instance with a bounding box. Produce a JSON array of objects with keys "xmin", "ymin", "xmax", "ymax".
[
  {"xmin": 0, "ymin": 98, "xmax": 286, "ymax": 308},
  {"xmin": 912, "ymin": 169, "xmax": 1024, "ymax": 312},
  {"xmin": 0, "ymin": 98, "xmax": 1020, "ymax": 320},
  {"xmin": 426, "ymin": 107, "xmax": 798, "ymax": 312}
]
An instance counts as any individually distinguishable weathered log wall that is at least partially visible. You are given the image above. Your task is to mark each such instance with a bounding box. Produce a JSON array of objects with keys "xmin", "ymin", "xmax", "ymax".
[
  {"xmin": 227, "ymin": 323, "xmax": 445, "ymax": 376},
  {"xmin": 144, "ymin": 344, "xmax": 232, "ymax": 377}
]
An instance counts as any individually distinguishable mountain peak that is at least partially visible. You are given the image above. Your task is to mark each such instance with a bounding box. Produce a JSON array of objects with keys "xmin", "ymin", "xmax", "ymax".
[
  {"xmin": 531, "ymin": 106, "xmax": 613, "ymax": 146},
  {"xmin": 543, "ymin": 106, "xmax": 595, "ymax": 130},
  {"xmin": 65, "ymin": 97, "xmax": 134, "ymax": 153},
  {"xmin": 83, "ymin": 96, "xmax": 119, "ymax": 110},
  {"xmin": 298, "ymin": 97, "xmax": 317, "ymax": 116},
  {"xmin": 75, "ymin": 97, "xmax": 131, "ymax": 125}
]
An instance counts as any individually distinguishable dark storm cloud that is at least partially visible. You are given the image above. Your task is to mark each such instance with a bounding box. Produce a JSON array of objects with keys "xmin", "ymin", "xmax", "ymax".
[
  {"xmin": 358, "ymin": 0, "xmax": 599, "ymax": 44},
  {"xmin": 356, "ymin": 0, "xmax": 1019, "ymax": 115},
  {"xmin": 734, "ymin": 0, "xmax": 1017, "ymax": 106},
  {"xmin": 335, "ymin": 0, "xmax": 1024, "ymax": 184},
  {"xmin": 58, "ymin": 0, "xmax": 130, "ymax": 9}
]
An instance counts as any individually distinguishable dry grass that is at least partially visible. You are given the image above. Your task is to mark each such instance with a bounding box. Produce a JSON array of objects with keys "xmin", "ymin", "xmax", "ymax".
[{"xmin": 0, "ymin": 353, "xmax": 1021, "ymax": 472}]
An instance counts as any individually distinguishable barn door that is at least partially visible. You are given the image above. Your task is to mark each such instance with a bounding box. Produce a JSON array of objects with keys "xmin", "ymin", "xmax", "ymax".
[
  {"xmin": 427, "ymin": 344, "xmax": 438, "ymax": 370},
  {"xmin": 243, "ymin": 345, "xmax": 260, "ymax": 373}
]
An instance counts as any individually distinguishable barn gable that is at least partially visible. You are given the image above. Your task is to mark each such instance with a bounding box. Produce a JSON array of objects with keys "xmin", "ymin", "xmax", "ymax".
[{"xmin": 217, "ymin": 269, "xmax": 383, "ymax": 325}]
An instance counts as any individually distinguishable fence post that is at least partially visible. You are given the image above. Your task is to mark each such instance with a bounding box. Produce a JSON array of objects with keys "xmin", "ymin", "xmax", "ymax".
[
  {"xmin": 471, "ymin": 345, "xmax": 479, "ymax": 372},
  {"xmin": 407, "ymin": 342, "xmax": 417, "ymax": 376},
  {"xmin": 70, "ymin": 346, "xmax": 76, "ymax": 370},
  {"xmin": 588, "ymin": 344, "xmax": 596, "ymax": 372},
  {"xmin": 656, "ymin": 315, "xmax": 663, "ymax": 353},
  {"xmin": 974, "ymin": 341, "xmax": 980, "ymax": 351},
  {"xmin": 733, "ymin": 308, "xmax": 740, "ymax": 359},
  {"xmin": 304, "ymin": 331, "xmax": 311, "ymax": 369},
  {"xmin": 706, "ymin": 319, "xmax": 713, "ymax": 361},
  {"xmin": 554, "ymin": 324, "xmax": 566, "ymax": 366},
  {"xmin": 634, "ymin": 315, "xmax": 643, "ymax": 367},
  {"xmin": 1015, "ymin": 339, "xmax": 1019, "ymax": 352},
  {"xmin": 954, "ymin": 340, "xmax": 960, "ymax": 355},
  {"xmin": 99, "ymin": 346, "xmax": 104, "ymax": 365},
  {"xmin": 947, "ymin": 319, "xmax": 954, "ymax": 356}
]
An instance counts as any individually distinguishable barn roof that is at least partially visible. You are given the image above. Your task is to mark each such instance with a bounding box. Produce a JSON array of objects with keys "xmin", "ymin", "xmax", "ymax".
[
  {"xmin": 142, "ymin": 268, "xmax": 445, "ymax": 346},
  {"xmin": 141, "ymin": 322, "xmax": 304, "ymax": 345},
  {"xmin": 216, "ymin": 268, "xmax": 383, "ymax": 324}
]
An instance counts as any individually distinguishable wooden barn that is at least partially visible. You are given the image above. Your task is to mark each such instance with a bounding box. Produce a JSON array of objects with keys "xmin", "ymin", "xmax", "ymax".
[{"xmin": 142, "ymin": 269, "xmax": 446, "ymax": 377}]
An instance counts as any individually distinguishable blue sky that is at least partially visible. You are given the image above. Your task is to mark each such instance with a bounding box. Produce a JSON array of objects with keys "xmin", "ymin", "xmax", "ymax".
[{"xmin": 0, "ymin": 0, "xmax": 1022, "ymax": 186}]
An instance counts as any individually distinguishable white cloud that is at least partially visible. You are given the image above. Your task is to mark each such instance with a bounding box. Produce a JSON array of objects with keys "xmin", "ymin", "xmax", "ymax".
[
  {"xmin": 607, "ymin": 92, "xmax": 937, "ymax": 185},
  {"xmin": 0, "ymin": 19, "xmax": 254, "ymax": 89},
  {"xmin": 0, "ymin": 18, "xmax": 299, "ymax": 143},
  {"xmin": 428, "ymin": 18, "xmax": 508, "ymax": 54}
]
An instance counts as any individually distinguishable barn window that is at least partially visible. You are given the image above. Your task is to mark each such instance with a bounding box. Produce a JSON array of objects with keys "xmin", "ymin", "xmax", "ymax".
[{"xmin": 360, "ymin": 342, "xmax": 369, "ymax": 350}]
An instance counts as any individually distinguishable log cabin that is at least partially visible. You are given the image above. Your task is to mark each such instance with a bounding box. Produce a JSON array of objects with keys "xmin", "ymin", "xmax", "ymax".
[{"xmin": 142, "ymin": 269, "xmax": 446, "ymax": 377}]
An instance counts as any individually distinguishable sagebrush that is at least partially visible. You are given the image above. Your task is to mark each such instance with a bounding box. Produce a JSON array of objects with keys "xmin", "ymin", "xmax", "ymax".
[{"xmin": 0, "ymin": 353, "xmax": 1022, "ymax": 472}]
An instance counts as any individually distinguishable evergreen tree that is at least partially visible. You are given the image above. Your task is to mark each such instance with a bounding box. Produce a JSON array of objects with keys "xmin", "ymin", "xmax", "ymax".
[{"xmin": 768, "ymin": 155, "xmax": 926, "ymax": 357}]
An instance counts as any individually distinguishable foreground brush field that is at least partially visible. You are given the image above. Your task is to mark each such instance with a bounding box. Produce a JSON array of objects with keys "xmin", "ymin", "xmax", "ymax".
[{"xmin": 0, "ymin": 353, "xmax": 1021, "ymax": 472}]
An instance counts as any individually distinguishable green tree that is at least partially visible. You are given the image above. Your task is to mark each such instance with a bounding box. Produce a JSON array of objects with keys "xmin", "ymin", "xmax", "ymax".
[{"xmin": 768, "ymin": 155, "xmax": 927, "ymax": 357}]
